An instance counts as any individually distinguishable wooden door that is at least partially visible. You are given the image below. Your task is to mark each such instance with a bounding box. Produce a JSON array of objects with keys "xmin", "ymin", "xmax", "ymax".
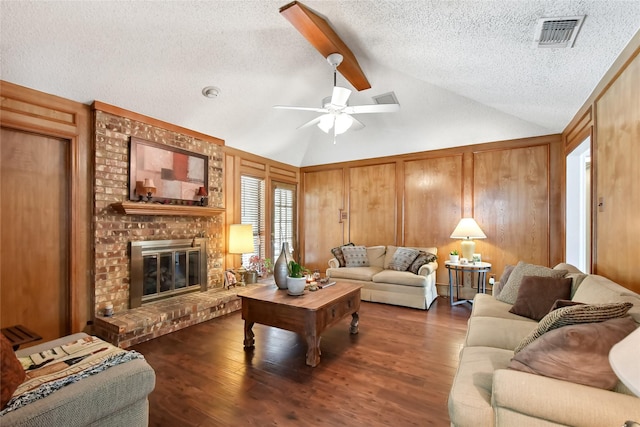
[
  {"xmin": 1, "ymin": 128, "xmax": 70, "ymax": 342},
  {"xmin": 302, "ymin": 169, "xmax": 345, "ymax": 271}
]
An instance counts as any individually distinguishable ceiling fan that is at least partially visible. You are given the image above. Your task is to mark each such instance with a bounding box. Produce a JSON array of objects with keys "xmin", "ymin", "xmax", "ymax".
[{"xmin": 273, "ymin": 53, "xmax": 400, "ymax": 143}]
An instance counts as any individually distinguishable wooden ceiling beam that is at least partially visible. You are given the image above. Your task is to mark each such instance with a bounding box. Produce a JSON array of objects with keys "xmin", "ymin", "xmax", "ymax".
[{"xmin": 279, "ymin": 1, "xmax": 371, "ymax": 91}]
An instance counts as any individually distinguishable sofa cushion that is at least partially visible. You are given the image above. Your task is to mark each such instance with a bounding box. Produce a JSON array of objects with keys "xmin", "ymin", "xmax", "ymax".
[
  {"xmin": 465, "ymin": 316, "xmax": 537, "ymax": 350},
  {"xmin": 514, "ymin": 301, "xmax": 634, "ymax": 353},
  {"xmin": 366, "ymin": 246, "xmax": 387, "ymax": 268},
  {"xmin": 448, "ymin": 346, "xmax": 513, "ymax": 427},
  {"xmin": 342, "ymin": 245, "xmax": 369, "ymax": 267},
  {"xmin": 509, "ymin": 316, "xmax": 637, "ymax": 390},
  {"xmin": 330, "ymin": 242, "xmax": 354, "ymax": 267},
  {"xmin": 372, "ymin": 270, "xmax": 428, "ymax": 287},
  {"xmin": 327, "ymin": 266, "xmax": 382, "ymax": 281},
  {"xmin": 508, "ymin": 276, "xmax": 572, "ymax": 321},
  {"xmin": 1, "ymin": 334, "xmax": 25, "ymax": 409},
  {"xmin": 388, "ymin": 247, "xmax": 420, "ymax": 271},
  {"xmin": 497, "ymin": 261, "xmax": 568, "ymax": 305},
  {"xmin": 383, "ymin": 245, "xmax": 399, "ymax": 269},
  {"xmin": 408, "ymin": 251, "xmax": 437, "ymax": 274}
]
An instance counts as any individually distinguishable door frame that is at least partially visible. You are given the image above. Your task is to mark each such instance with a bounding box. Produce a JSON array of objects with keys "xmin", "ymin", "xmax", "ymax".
[{"xmin": 0, "ymin": 80, "xmax": 92, "ymax": 333}]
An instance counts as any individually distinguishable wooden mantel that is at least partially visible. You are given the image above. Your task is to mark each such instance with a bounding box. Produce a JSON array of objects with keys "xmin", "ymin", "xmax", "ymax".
[{"xmin": 111, "ymin": 201, "xmax": 224, "ymax": 217}]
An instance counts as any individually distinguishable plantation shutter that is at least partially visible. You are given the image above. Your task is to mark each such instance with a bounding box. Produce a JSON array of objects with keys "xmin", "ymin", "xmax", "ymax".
[
  {"xmin": 273, "ymin": 182, "xmax": 296, "ymax": 259},
  {"xmin": 240, "ymin": 175, "xmax": 266, "ymax": 265}
]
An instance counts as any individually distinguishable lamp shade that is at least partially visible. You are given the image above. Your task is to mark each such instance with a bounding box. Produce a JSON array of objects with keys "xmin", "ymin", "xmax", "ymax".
[
  {"xmin": 450, "ymin": 218, "xmax": 487, "ymax": 240},
  {"xmin": 228, "ymin": 224, "xmax": 254, "ymax": 254},
  {"xmin": 609, "ymin": 326, "xmax": 640, "ymax": 397}
]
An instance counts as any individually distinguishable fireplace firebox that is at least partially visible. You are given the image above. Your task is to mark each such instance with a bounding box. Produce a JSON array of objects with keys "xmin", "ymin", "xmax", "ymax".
[{"xmin": 130, "ymin": 238, "xmax": 207, "ymax": 308}]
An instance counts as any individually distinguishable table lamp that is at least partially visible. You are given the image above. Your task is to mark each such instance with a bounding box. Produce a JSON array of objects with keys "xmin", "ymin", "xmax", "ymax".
[
  {"xmin": 228, "ymin": 224, "xmax": 254, "ymax": 286},
  {"xmin": 450, "ymin": 218, "xmax": 486, "ymax": 261},
  {"xmin": 609, "ymin": 326, "xmax": 640, "ymax": 397}
]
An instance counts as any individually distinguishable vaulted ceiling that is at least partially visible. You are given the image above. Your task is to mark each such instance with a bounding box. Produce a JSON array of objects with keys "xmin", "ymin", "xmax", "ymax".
[{"xmin": 2, "ymin": 1, "xmax": 639, "ymax": 166}]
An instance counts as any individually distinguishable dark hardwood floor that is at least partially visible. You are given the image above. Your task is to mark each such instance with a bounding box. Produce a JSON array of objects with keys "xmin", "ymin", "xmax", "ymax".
[{"xmin": 131, "ymin": 296, "xmax": 472, "ymax": 426}]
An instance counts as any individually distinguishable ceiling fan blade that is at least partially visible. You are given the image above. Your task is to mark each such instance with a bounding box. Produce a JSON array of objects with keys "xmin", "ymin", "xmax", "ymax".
[
  {"xmin": 344, "ymin": 104, "xmax": 400, "ymax": 114},
  {"xmin": 274, "ymin": 105, "xmax": 329, "ymax": 113},
  {"xmin": 350, "ymin": 116, "xmax": 365, "ymax": 131},
  {"xmin": 279, "ymin": 2, "xmax": 371, "ymax": 91},
  {"xmin": 331, "ymin": 87, "xmax": 351, "ymax": 107},
  {"xmin": 296, "ymin": 116, "xmax": 324, "ymax": 130}
]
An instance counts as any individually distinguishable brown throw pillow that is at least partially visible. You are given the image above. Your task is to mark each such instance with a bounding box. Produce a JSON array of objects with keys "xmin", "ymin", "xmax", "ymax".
[
  {"xmin": 1, "ymin": 334, "xmax": 25, "ymax": 409},
  {"xmin": 514, "ymin": 301, "xmax": 634, "ymax": 353},
  {"xmin": 549, "ymin": 299, "xmax": 584, "ymax": 311},
  {"xmin": 408, "ymin": 251, "xmax": 437, "ymax": 274},
  {"xmin": 509, "ymin": 276, "xmax": 572, "ymax": 321},
  {"xmin": 496, "ymin": 261, "xmax": 568, "ymax": 305},
  {"xmin": 509, "ymin": 316, "xmax": 637, "ymax": 390}
]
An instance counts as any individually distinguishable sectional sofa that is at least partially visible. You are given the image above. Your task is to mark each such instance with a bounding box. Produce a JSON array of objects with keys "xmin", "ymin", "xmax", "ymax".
[
  {"xmin": 448, "ymin": 262, "xmax": 640, "ymax": 427},
  {"xmin": 326, "ymin": 245, "xmax": 438, "ymax": 310}
]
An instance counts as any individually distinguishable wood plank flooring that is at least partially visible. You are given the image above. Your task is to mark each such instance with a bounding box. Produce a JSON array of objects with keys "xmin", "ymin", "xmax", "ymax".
[{"xmin": 131, "ymin": 296, "xmax": 473, "ymax": 426}]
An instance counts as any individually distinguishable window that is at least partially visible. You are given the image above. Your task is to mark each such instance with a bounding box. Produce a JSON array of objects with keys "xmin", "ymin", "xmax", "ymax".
[
  {"xmin": 240, "ymin": 175, "xmax": 265, "ymax": 265},
  {"xmin": 273, "ymin": 182, "xmax": 296, "ymax": 259}
]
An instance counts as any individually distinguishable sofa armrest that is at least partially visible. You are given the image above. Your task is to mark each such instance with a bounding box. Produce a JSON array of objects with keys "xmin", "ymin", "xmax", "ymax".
[
  {"xmin": 328, "ymin": 258, "xmax": 339, "ymax": 268},
  {"xmin": 492, "ymin": 369, "xmax": 640, "ymax": 427},
  {"xmin": 418, "ymin": 261, "xmax": 438, "ymax": 276}
]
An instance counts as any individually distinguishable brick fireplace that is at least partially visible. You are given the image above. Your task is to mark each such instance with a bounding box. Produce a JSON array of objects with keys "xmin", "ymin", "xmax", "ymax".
[{"xmin": 91, "ymin": 106, "xmax": 234, "ymax": 347}]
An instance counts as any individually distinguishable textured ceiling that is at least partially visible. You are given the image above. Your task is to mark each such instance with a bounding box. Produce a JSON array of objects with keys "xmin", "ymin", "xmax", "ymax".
[{"xmin": 1, "ymin": 1, "xmax": 639, "ymax": 166}]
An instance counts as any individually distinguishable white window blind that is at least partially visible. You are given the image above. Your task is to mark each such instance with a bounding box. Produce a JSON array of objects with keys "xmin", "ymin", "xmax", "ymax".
[
  {"xmin": 273, "ymin": 182, "xmax": 296, "ymax": 259},
  {"xmin": 240, "ymin": 175, "xmax": 265, "ymax": 266}
]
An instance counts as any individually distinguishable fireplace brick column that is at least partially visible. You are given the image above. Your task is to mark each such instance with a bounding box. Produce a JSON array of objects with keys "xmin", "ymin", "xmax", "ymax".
[{"xmin": 93, "ymin": 109, "xmax": 225, "ymax": 317}]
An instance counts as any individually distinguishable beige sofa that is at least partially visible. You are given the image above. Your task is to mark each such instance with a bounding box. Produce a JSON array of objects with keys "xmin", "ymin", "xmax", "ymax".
[
  {"xmin": 326, "ymin": 245, "xmax": 438, "ymax": 310},
  {"xmin": 448, "ymin": 263, "xmax": 640, "ymax": 427}
]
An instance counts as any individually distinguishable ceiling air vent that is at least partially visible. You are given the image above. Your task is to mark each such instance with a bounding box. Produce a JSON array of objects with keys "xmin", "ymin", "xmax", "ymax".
[
  {"xmin": 373, "ymin": 92, "xmax": 399, "ymax": 105},
  {"xmin": 533, "ymin": 16, "xmax": 585, "ymax": 48}
]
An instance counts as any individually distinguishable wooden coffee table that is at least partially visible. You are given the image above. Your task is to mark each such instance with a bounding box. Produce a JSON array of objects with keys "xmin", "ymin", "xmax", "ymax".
[{"xmin": 238, "ymin": 282, "xmax": 362, "ymax": 367}]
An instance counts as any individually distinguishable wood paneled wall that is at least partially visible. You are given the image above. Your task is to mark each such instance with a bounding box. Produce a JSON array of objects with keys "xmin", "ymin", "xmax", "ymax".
[
  {"xmin": 300, "ymin": 134, "xmax": 564, "ymax": 288},
  {"xmin": 563, "ymin": 33, "xmax": 639, "ymax": 294},
  {"xmin": 0, "ymin": 81, "xmax": 92, "ymax": 332}
]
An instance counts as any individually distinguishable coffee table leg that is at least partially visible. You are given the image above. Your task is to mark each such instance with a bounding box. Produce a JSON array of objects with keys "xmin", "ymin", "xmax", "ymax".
[
  {"xmin": 306, "ymin": 334, "xmax": 321, "ymax": 367},
  {"xmin": 244, "ymin": 321, "xmax": 255, "ymax": 348},
  {"xmin": 350, "ymin": 312, "xmax": 359, "ymax": 334}
]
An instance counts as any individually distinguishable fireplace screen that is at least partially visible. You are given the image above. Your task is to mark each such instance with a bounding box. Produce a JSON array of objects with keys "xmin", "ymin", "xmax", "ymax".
[{"xmin": 130, "ymin": 238, "xmax": 207, "ymax": 307}]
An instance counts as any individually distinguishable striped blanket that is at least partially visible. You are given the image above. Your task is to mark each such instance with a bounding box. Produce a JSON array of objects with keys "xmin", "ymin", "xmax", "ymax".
[{"xmin": 0, "ymin": 336, "xmax": 143, "ymax": 416}]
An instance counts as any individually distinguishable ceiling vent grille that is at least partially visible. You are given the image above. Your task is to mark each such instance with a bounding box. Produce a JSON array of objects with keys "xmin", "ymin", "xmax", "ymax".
[
  {"xmin": 533, "ymin": 16, "xmax": 585, "ymax": 48},
  {"xmin": 373, "ymin": 92, "xmax": 399, "ymax": 105}
]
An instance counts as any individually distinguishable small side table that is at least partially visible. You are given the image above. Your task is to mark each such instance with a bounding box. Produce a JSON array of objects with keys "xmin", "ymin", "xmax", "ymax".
[
  {"xmin": 445, "ymin": 261, "xmax": 492, "ymax": 306},
  {"xmin": 1, "ymin": 324, "xmax": 42, "ymax": 350}
]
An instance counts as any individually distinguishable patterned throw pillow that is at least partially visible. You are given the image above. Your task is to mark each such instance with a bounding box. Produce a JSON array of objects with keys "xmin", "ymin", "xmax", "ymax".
[
  {"xmin": 388, "ymin": 247, "xmax": 420, "ymax": 271},
  {"xmin": 514, "ymin": 301, "xmax": 634, "ymax": 353},
  {"xmin": 342, "ymin": 245, "xmax": 370, "ymax": 267},
  {"xmin": 493, "ymin": 264, "xmax": 515, "ymax": 297},
  {"xmin": 330, "ymin": 242, "xmax": 354, "ymax": 267},
  {"xmin": 496, "ymin": 261, "xmax": 567, "ymax": 305},
  {"xmin": 408, "ymin": 251, "xmax": 437, "ymax": 274}
]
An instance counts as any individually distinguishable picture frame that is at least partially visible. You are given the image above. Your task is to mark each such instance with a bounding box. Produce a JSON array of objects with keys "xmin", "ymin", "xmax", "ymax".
[
  {"xmin": 129, "ymin": 136, "xmax": 208, "ymax": 205},
  {"xmin": 224, "ymin": 269, "xmax": 238, "ymax": 289}
]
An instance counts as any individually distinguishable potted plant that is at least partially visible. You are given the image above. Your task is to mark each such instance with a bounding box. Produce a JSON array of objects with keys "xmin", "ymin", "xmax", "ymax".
[
  {"xmin": 246, "ymin": 255, "xmax": 273, "ymax": 284},
  {"xmin": 449, "ymin": 249, "xmax": 459, "ymax": 263},
  {"xmin": 286, "ymin": 260, "xmax": 308, "ymax": 295}
]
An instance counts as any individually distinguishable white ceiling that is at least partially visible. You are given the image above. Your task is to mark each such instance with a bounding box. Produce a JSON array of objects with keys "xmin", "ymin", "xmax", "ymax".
[{"xmin": 2, "ymin": 1, "xmax": 639, "ymax": 167}]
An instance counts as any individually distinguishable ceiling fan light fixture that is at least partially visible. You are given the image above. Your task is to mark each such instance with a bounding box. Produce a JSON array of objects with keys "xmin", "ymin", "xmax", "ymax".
[
  {"xmin": 334, "ymin": 113, "xmax": 353, "ymax": 135},
  {"xmin": 318, "ymin": 115, "xmax": 334, "ymax": 133}
]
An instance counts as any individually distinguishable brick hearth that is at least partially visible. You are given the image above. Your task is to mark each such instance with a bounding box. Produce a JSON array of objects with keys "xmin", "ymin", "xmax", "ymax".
[{"xmin": 93, "ymin": 285, "xmax": 260, "ymax": 348}]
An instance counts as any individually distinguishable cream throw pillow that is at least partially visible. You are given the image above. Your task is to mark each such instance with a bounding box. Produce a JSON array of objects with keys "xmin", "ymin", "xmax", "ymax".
[{"xmin": 496, "ymin": 261, "xmax": 567, "ymax": 305}]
